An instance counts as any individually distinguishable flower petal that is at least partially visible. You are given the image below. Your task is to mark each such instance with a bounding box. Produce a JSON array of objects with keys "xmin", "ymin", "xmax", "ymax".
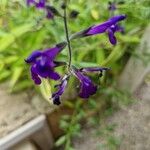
[
  {"xmin": 35, "ymin": 59, "xmax": 60, "ymax": 80},
  {"xmin": 25, "ymin": 50, "xmax": 42, "ymax": 63},
  {"xmin": 47, "ymin": 70, "xmax": 61, "ymax": 80},
  {"xmin": 86, "ymin": 15, "xmax": 126, "ymax": 35},
  {"xmin": 113, "ymin": 24, "xmax": 125, "ymax": 33},
  {"xmin": 53, "ymin": 97, "xmax": 61, "ymax": 105},
  {"xmin": 43, "ymin": 42, "xmax": 67, "ymax": 60},
  {"xmin": 31, "ymin": 64, "xmax": 41, "ymax": 85},
  {"xmin": 36, "ymin": 0, "xmax": 46, "ymax": 8},
  {"xmin": 79, "ymin": 81, "xmax": 97, "ymax": 98},
  {"xmin": 107, "ymin": 28, "xmax": 117, "ymax": 45},
  {"xmin": 27, "ymin": 0, "xmax": 46, "ymax": 8},
  {"xmin": 52, "ymin": 75, "xmax": 68, "ymax": 105},
  {"xmin": 74, "ymin": 70, "xmax": 97, "ymax": 98}
]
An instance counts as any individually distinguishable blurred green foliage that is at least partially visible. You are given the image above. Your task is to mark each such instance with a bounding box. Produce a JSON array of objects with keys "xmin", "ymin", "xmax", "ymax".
[{"xmin": 0, "ymin": 0, "xmax": 149, "ymax": 98}]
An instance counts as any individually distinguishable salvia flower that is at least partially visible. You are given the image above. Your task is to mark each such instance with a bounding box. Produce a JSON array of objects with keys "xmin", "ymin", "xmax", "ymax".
[
  {"xmin": 25, "ymin": 42, "xmax": 67, "ymax": 85},
  {"xmin": 70, "ymin": 15, "xmax": 126, "ymax": 45},
  {"xmin": 27, "ymin": 0, "xmax": 46, "ymax": 9},
  {"xmin": 73, "ymin": 67, "xmax": 109, "ymax": 99},
  {"xmin": 74, "ymin": 69, "xmax": 97, "ymax": 98},
  {"xmin": 52, "ymin": 75, "xmax": 69, "ymax": 105},
  {"xmin": 51, "ymin": 66, "xmax": 109, "ymax": 105}
]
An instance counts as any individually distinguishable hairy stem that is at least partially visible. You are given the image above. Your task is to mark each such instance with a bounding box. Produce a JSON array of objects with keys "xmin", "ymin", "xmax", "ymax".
[{"xmin": 63, "ymin": 5, "xmax": 72, "ymax": 69}]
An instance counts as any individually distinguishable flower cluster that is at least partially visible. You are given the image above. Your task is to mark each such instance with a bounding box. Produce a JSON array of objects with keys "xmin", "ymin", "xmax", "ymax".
[
  {"xmin": 51, "ymin": 67, "xmax": 110, "ymax": 105},
  {"xmin": 26, "ymin": 1, "xmax": 126, "ymax": 105}
]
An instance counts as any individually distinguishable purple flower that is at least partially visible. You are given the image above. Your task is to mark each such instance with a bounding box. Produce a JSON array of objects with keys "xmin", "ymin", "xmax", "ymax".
[
  {"xmin": 52, "ymin": 75, "xmax": 69, "ymax": 105},
  {"xmin": 73, "ymin": 68, "xmax": 97, "ymax": 98},
  {"xmin": 46, "ymin": 7, "xmax": 54, "ymax": 19},
  {"xmin": 108, "ymin": 1, "xmax": 117, "ymax": 11},
  {"xmin": 45, "ymin": 5, "xmax": 62, "ymax": 19},
  {"xmin": 27, "ymin": 0, "xmax": 46, "ymax": 9},
  {"xmin": 51, "ymin": 66, "xmax": 109, "ymax": 104},
  {"xmin": 70, "ymin": 15, "xmax": 126, "ymax": 45},
  {"xmin": 73, "ymin": 66, "xmax": 110, "ymax": 98},
  {"xmin": 25, "ymin": 42, "xmax": 67, "ymax": 85}
]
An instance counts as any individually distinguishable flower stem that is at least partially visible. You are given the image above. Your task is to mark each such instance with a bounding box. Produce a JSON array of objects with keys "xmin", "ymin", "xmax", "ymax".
[{"xmin": 63, "ymin": 4, "xmax": 72, "ymax": 69}]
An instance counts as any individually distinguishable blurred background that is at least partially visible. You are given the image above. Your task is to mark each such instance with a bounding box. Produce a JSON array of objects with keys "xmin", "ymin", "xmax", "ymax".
[{"xmin": 0, "ymin": 0, "xmax": 150, "ymax": 150}]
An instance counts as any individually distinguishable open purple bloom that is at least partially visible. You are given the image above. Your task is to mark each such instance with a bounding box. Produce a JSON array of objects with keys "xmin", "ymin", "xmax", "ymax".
[
  {"xmin": 72, "ymin": 66, "xmax": 110, "ymax": 98},
  {"xmin": 27, "ymin": 0, "xmax": 46, "ymax": 9},
  {"xmin": 70, "ymin": 15, "xmax": 126, "ymax": 45},
  {"xmin": 25, "ymin": 42, "xmax": 67, "ymax": 85},
  {"xmin": 73, "ymin": 68, "xmax": 97, "ymax": 98},
  {"xmin": 52, "ymin": 75, "xmax": 69, "ymax": 105}
]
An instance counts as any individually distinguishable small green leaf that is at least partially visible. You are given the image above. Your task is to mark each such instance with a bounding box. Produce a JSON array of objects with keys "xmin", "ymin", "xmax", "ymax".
[
  {"xmin": 55, "ymin": 135, "xmax": 66, "ymax": 147},
  {"xmin": 10, "ymin": 67, "xmax": 23, "ymax": 88},
  {"xmin": 39, "ymin": 79, "xmax": 52, "ymax": 103}
]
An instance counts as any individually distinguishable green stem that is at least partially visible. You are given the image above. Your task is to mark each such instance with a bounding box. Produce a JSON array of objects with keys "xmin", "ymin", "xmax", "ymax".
[
  {"xmin": 64, "ymin": 100, "xmax": 82, "ymax": 150},
  {"xmin": 63, "ymin": 6, "xmax": 72, "ymax": 69}
]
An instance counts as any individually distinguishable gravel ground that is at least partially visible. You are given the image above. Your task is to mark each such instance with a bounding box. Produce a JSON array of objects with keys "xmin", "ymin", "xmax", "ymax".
[
  {"xmin": 73, "ymin": 83, "xmax": 150, "ymax": 150},
  {"xmin": 0, "ymin": 84, "xmax": 54, "ymax": 138}
]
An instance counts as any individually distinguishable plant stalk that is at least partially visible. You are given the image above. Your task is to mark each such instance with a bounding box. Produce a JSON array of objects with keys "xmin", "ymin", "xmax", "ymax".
[{"xmin": 63, "ymin": 5, "xmax": 72, "ymax": 69}]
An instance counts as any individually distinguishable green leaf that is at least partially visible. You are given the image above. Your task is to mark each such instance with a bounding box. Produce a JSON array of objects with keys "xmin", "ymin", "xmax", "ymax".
[
  {"xmin": 4, "ymin": 56, "xmax": 18, "ymax": 64},
  {"xmin": 0, "ymin": 70, "xmax": 11, "ymax": 81},
  {"xmin": 119, "ymin": 35, "xmax": 140, "ymax": 43},
  {"xmin": 0, "ymin": 62, "xmax": 4, "ymax": 71},
  {"xmin": 0, "ymin": 0, "xmax": 8, "ymax": 10},
  {"xmin": 0, "ymin": 23, "xmax": 34, "ymax": 52},
  {"xmin": 55, "ymin": 135, "xmax": 66, "ymax": 147},
  {"xmin": 101, "ymin": 45, "xmax": 125, "ymax": 66},
  {"xmin": 10, "ymin": 80, "xmax": 33, "ymax": 93},
  {"xmin": 10, "ymin": 67, "xmax": 23, "ymax": 88},
  {"xmin": 39, "ymin": 79, "xmax": 52, "ymax": 103}
]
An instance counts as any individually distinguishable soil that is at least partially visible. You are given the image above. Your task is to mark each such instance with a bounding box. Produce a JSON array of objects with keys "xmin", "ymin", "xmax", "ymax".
[
  {"xmin": 73, "ymin": 82, "xmax": 150, "ymax": 150},
  {"xmin": 0, "ymin": 84, "xmax": 54, "ymax": 138}
]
